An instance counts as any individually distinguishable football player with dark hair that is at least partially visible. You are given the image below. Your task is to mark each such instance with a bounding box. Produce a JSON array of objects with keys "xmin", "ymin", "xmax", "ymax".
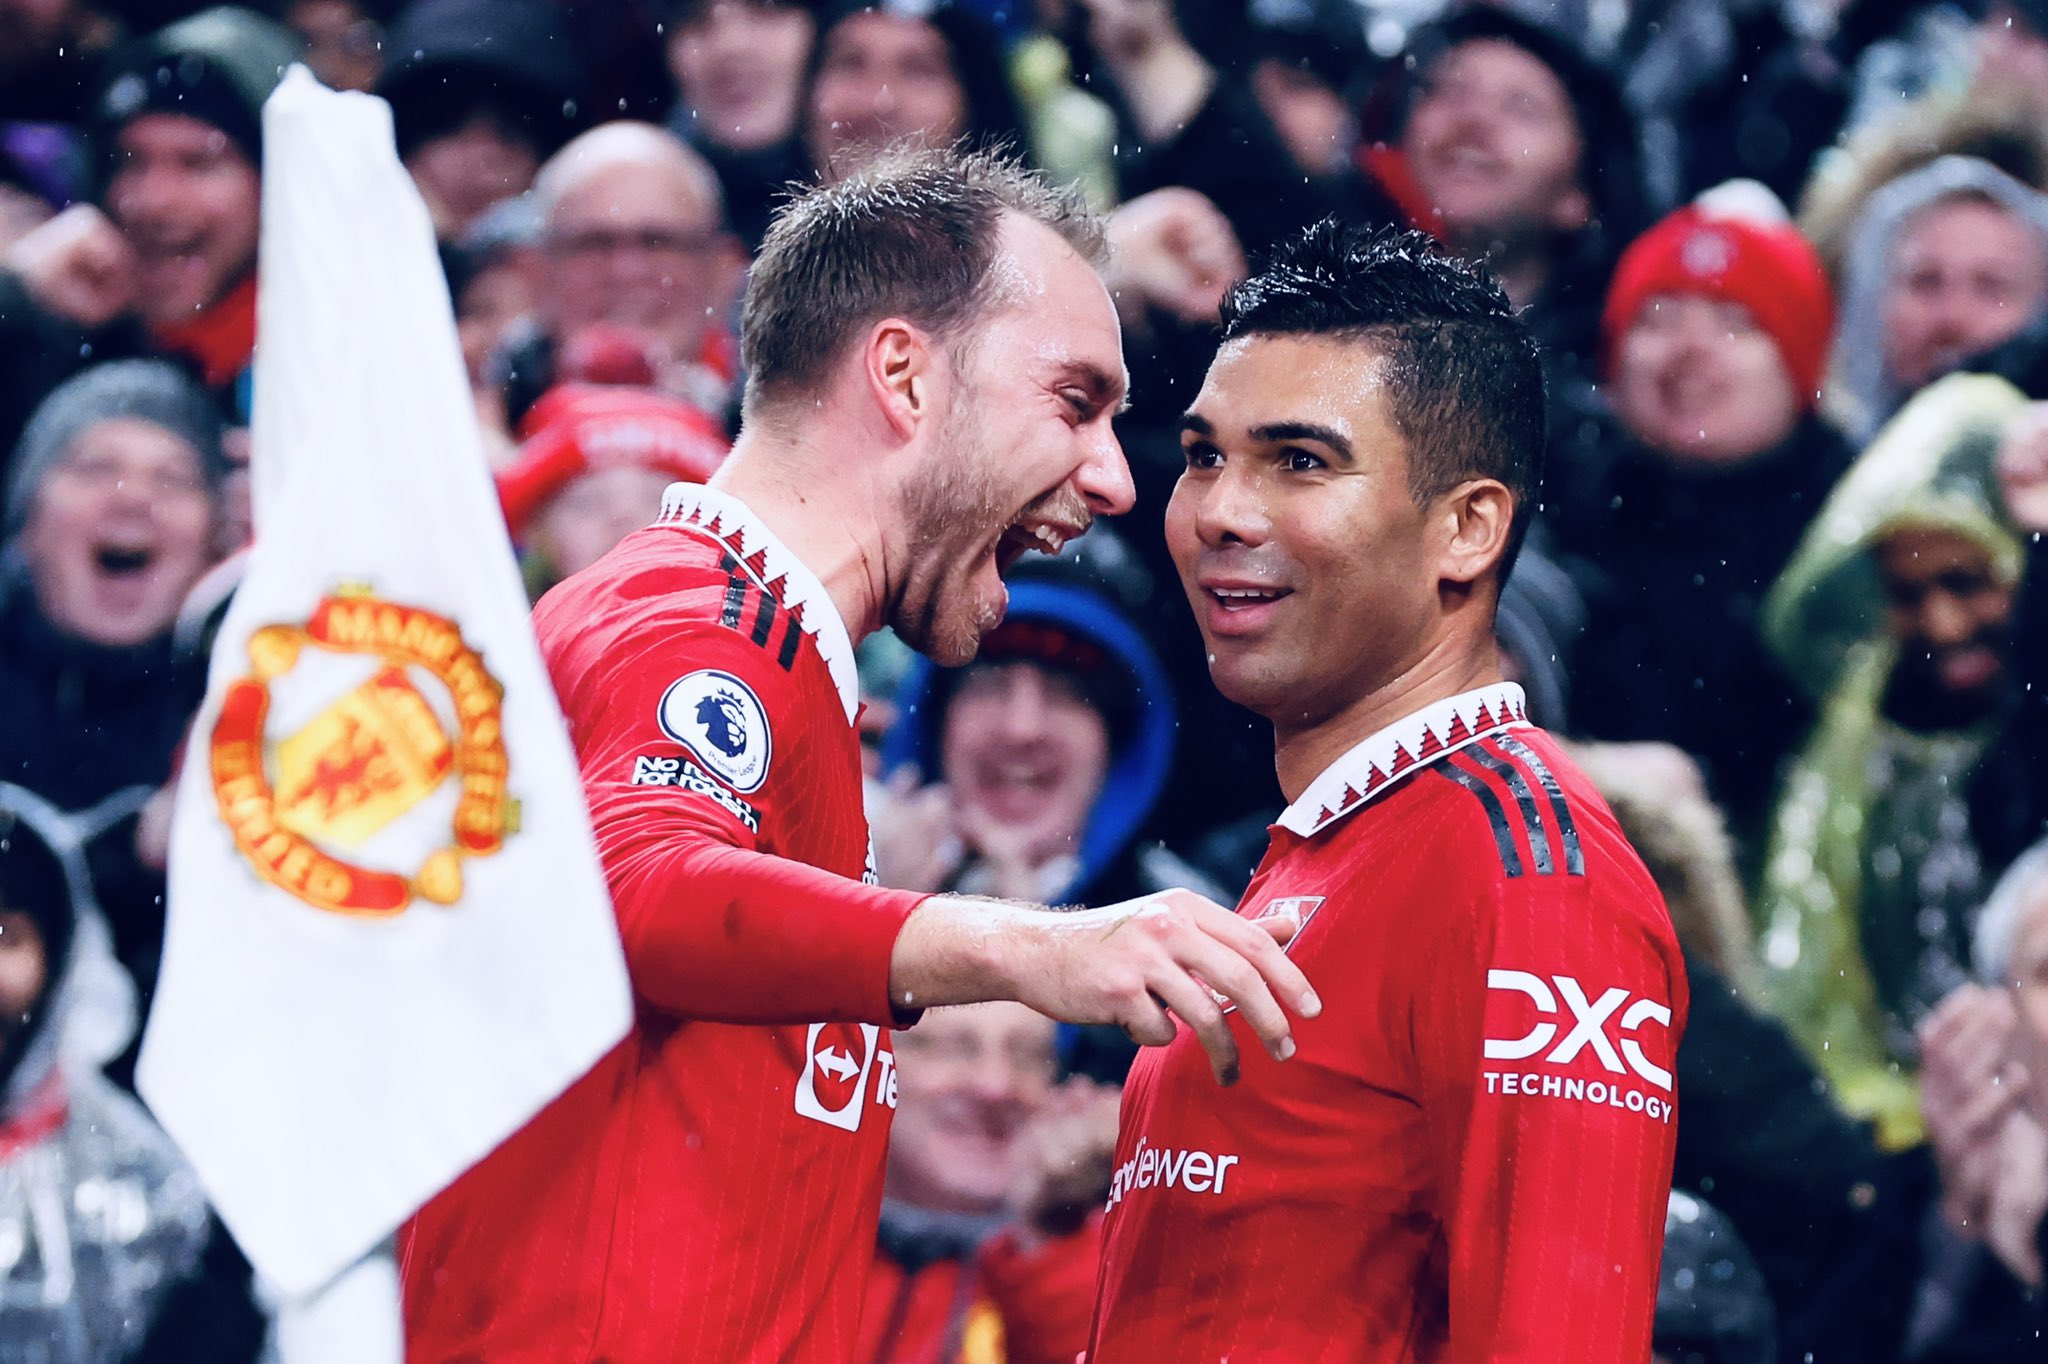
[{"xmin": 1087, "ymin": 222, "xmax": 1687, "ymax": 1360}]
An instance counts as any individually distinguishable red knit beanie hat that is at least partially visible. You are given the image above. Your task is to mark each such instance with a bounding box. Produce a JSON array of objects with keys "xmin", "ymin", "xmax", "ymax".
[
  {"xmin": 1602, "ymin": 191, "xmax": 1835, "ymax": 405},
  {"xmin": 498, "ymin": 384, "xmax": 729, "ymax": 538}
]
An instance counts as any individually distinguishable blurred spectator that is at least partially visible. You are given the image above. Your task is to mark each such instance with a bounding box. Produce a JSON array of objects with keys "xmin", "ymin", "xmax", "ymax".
[
  {"xmin": 0, "ymin": 796, "xmax": 263, "ymax": 1363},
  {"xmin": 497, "ymin": 382, "xmax": 728, "ymax": 597},
  {"xmin": 500, "ymin": 121, "xmax": 744, "ymax": 426},
  {"xmin": 89, "ymin": 7, "xmax": 288, "ymax": 368},
  {"xmin": 442, "ymin": 193, "xmax": 544, "ymax": 460},
  {"xmin": 1366, "ymin": 5, "xmax": 1646, "ymax": 388},
  {"xmin": 1097, "ymin": 183, "xmax": 1246, "ymax": 347},
  {"xmin": 0, "ymin": 7, "xmax": 293, "ymax": 460},
  {"xmin": 1654, "ymin": 1191, "xmax": 1778, "ymax": 1364},
  {"xmin": 664, "ymin": 0, "xmax": 817, "ymax": 249},
  {"xmin": 1243, "ymin": 1, "xmax": 1366, "ymax": 182},
  {"xmin": 861, "ymin": 1001, "xmax": 1112, "ymax": 1364},
  {"xmin": 1492, "ymin": 541, "xmax": 1586, "ymax": 733},
  {"xmin": 805, "ymin": 0, "xmax": 1029, "ymax": 182},
  {"xmin": 379, "ymin": 0, "xmax": 588, "ymax": 242},
  {"xmin": 1827, "ymin": 156, "xmax": 2048, "ymax": 445},
  {"xmin": 0, "ymin": 0, "xmax": 119, "ymax": 124},
  {"xmin": 1988, "ymin": 839, "xmax": 2048, "ymax": 1304},
  {"xmin": 283, "ymin": 0, "xmax": 388, "ymax": 93},
  {"xmin": 1004, "ymin": 3, "xmax": 1116, "ymax": 209},
  {"xmin": 1576, "ymin": 739, "xmax": 1928, "ymax": 1364},
  {"xmin": 1969, "ymin": 398, "xmax": 2048, "ymax": 876},
  {"xmin": 0, "ymin": 131, "xmax": 65, "ymax": 255},
  {"xmin": 1801, "ymin": 71, "xmax": 2048, "ymax": 285},
  {"xmin": 1591, "ymin": 0, "xmax": 1825, "ymax": 211},
  {"xmin": 873, "ymin": 533, "xmax": 1216, "ymax": 908},
  {"xmin": 1237, "ymin": 0, "xmax": 1400, "ymax": 234},
  {"xmin": 556, "ymin": 0, "xmax": 675, "ymax": 126},
  {"xmin": 1552, "ymin": 186, "xmax": 1846, "ymax": 828},
  {"xmin": 1756, "ymin": 373, "xmax": 2032, "ymax": 1151},
  {"xmin": 1056, "ymin": 0, "xmax": 1336, "ymax": 256},
  {"xmin": 1573, "ymin": 742, "xmax": 1760, "ymax": 994},
  {"xmin": 1910, "ymin": 840, "xmax": 2048, "ymax": 1359},
  {"xmin": 0, "ymin": 361, "xmax": 224, "ymax": 1017},
  {"xmin": 1526, "ymin": 0, "xmax": 1996, "ymax": 216}
]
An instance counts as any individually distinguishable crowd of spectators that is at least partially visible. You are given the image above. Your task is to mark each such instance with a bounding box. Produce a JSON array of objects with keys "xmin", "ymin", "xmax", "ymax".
[{"xmin": 6, "ymin": 0, "xmax": 2048, "ymax": 1358}]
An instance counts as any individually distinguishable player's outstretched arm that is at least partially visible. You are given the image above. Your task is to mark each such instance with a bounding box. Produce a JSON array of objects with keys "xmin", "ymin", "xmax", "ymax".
[{"xmin": 888, "ymin": 889, "xmax": 1323, "ymax": 1086}]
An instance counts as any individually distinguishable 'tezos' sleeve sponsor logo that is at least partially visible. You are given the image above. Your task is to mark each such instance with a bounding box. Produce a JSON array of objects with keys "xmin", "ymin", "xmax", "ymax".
[{"xmin": 1480, "ymin": 970, "xmax": 1674, "ymax": 1123}]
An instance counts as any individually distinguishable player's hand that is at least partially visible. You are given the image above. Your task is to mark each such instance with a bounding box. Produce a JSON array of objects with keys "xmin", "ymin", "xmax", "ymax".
[
  {"xmin": 5, "ymin": 204, "xmax": 138, "ymax": 328},
  {"xmin": 1008, "ymin": 1077, "xmax": 1123, "ymax": 1240},
  {"xmin": 1020, "ymin": 888, "xmax": 1319, "ymax": 1087},
  {"xmin": 1105, "ymin": 189, "xmax": 1246, "ymax": 327},
  {"xmin": 1997, "ymin": 401, "xmax": 2048, "ymax": 535},
  {"xmin": 890, "ymin": 891, "xmax": 1320, "ymax": 1083}
]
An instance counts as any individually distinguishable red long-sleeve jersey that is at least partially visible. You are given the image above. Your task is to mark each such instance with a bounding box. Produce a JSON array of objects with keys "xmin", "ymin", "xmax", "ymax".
[
  {"xmin": 401, "ymin": 484, "xmax": 929, "ymax": 1361},
  {"xmin": 1088, "ymin": 684, "xmax": 1687, "ymax": 1363}
]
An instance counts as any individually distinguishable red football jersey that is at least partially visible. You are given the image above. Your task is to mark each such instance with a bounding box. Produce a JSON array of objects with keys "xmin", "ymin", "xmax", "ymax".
[
  {"xmin": 1088, "ymin": 684, "xmax": 1688, "ymax": 1363},
  {"xmin": 402, "ymin": 485, "xmax": 929, "ymax": 1361}
]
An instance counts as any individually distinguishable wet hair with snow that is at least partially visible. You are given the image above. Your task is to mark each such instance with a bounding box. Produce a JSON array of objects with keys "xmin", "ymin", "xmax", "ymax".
[
  {"xmin": 741, "ymin": 144, "xmax": 1103, "ymax": 413},
  {"xmin": 1221, "ymin": 220, "xmax": 1547, "ymax": 578}
]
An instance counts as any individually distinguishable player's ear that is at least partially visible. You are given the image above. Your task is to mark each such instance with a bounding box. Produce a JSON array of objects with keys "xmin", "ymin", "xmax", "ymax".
[
  {"xmin": 1437, "ymin": 479, "xmax": 1514, "ymax": 586},
  {"xmin": 863, "ymin": 318, "xmax": 939, "ymax": 442}
]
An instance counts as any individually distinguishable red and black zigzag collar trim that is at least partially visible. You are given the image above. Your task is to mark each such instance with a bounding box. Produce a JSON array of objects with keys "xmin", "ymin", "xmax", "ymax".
[
  {"xmin": 654, "ymin": 483, "xmax": 860, "ymax": 725},
  {"xmin": 1275, "ymin": 683, "xmax": 1529, "ymax": 838}
]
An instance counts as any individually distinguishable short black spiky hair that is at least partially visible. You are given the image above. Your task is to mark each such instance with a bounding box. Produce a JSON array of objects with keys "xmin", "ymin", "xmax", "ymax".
[{"xmin": 1221, "ymin": 221, "xmax": 1546, "ymax": 580}]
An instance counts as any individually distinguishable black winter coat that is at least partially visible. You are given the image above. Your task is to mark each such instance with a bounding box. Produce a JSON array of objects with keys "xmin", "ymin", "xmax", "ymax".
[
  {"xmin": 0, "ymin": 560, "xmax": 204, "ymax": 1017},
  {"xmin": 1675, "ymin": 954, "xmax": 1931, "ymax": 1364},
  {"xmin": 1547, "ymin": 414, "xmax": 1850, "ymax": 831}
]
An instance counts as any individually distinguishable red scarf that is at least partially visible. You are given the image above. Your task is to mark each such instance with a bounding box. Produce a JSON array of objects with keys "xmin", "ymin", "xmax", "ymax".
[
  {"xmin": 0, "ymin": 1069, "xmax": 68, "ymax": 1162},
  {"xmin": 1359, "ymin": 144, "xmax": 1446, "ymax": 243},
  {"xmin": 151, "ymin": 273, "xmax": 259, "ymax": 390}
]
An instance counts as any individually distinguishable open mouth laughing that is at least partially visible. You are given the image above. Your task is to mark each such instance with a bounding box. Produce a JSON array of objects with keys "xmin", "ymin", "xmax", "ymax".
[{"xmin": 995, "ymin": 510, "xmax": 1088, "ymax": 573}]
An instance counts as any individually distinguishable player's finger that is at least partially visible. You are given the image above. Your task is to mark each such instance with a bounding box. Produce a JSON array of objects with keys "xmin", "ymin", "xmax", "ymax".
[
  {"xmin": 1166, "ymin": 928, "xmax": 1297, "ymax": 1066},
  {"xmin": 1191, "ymin": 902, "xmax": 1322, "ymax": 1019},
  {"xmin": 1146, "ymin": 972, "xmax": 1242, "ymax": 1086},
  {"xmin": 1253, "ymin": 913, "xmax": 1298, "ymax": 948},
  {"xmin": 1119, "ymin": 990, "xmax": 1177, "ymax": 1049}
]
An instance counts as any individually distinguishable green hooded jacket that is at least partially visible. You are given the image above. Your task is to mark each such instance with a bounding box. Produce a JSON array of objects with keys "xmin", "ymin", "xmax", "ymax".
[{"xmin": 1754, "ymin": 372, "xmax": 2028, "ymax": 1149}]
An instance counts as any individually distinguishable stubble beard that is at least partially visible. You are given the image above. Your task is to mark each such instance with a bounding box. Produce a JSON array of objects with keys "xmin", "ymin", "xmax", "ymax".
[{"xmin": 893, "ymin": 404, "xmax": 1011, "ymax": 666}]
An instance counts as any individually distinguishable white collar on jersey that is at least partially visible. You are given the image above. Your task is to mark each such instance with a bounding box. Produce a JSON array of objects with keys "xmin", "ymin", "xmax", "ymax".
[
  {"xmin": 1275, "ymin": 682, "xmax": 1529, "ymax": 839},
  {"xmin": 654, "ymin": 482, "xmax": 861, "ymax": 725}
]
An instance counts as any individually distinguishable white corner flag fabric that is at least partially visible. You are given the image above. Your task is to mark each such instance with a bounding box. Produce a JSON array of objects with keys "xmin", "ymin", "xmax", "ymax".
[{"xmin": 137, "ymin": 68, "xmax": 632, "ymax": 1303}]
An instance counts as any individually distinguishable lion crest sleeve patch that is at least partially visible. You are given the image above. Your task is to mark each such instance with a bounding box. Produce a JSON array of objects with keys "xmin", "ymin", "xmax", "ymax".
[{"xmin": 659, "ymin": 669, "xmax": 773, "ymax": 793}]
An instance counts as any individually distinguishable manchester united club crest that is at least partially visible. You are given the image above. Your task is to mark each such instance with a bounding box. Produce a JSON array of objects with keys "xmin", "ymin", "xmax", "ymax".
[
  {"xmin": 1258, "ymin": 895, "xmax": 1326, "ymax": 930},
  {"xmin": 208, "ymin": 587, "xmax": 516, "ymax": 916}
]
